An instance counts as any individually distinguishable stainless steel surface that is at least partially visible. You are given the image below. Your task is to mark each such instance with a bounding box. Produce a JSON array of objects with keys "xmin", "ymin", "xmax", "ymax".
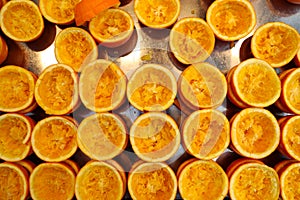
[{"xmin": 1, "ymin": 0, "xmax": 299, "ymax": 199}]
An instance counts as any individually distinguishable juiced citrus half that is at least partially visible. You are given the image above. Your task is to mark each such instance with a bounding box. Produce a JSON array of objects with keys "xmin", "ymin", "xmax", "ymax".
[
  {"xmin": 35, "ymin": 63, "xmax": 79, "ymax": 115},
  {"xmin": 75, "ymin": 160, "xmax": 126, "ymax": 200},
  {"xmin": 294, "ymin": 48, "xmax": 300, "ymax": 67},
  {"xmin": 77, "ymin": 113, "xmax": 128, "ymax": 160},
  {"xmin": 127, "ymin": 63, "xmax": 177, "ymax": 112},
  {"xmin": 55, "ymin": 27, "xmax": 98, "ymax": 72},
  {"xmin": 30, "ymin": 162, "xmax": 76, "ymax": 200},
  {"xmin": 169, "ymin": 17, "xmax": 215, "ymax": 64},
  {"xmin": 178, "ymin": 159, "xmax": 228, "ymax": 200},
  {"xmin": 0, "ymin": 0, "xmax": 44, "ymax": 42},
  {"xmin": 228, "ymin": 161, "xmax": 280, "ymax": 200},
  {"xmin": 128, "ymin": 161, "xmax": 177, "ymax": 200},
  {"xmin": 230, "ymin": 108, "xmax": 280, "ymax": 159},
  {"xmin": 0, "ymin": 65, "xmax": 37, "ymax": 113},
  {"xmin": 79, "ymin": 59, "xmax": 127, "ymax": 112},
  {"xmin": 181, "ymin": 109, "xmax": 230, "ymax": 160},
  {"xmin": 178, "ymin": 62, "xmax": 227, "ymax": 110},
  {"xmin": 0, "ymin": 113, "xmax": 34, "ymax": 162},
  {"xmin": 0, "ymin": 35, "xmax": 8, "ymax": 65},
  {"xmin": 89, "ymin": 8, "xmax": 134, "ymax": 47},
  {"xmin": 206, "ymin": 0, "xmax": 256, "ymax": 41},
  {"xmin": 39, "ymin": 0, "xmax": 81, "ymax": 25},
  {"xmin": 0, "ymin": 162, "xmax": 29, "ymax": 200},
  {"xmin": 130, "ymin": 112, "xmax": 180, "ymax": 162},
  {"xmin": 231, "ymin": 58, "xmax": 281, "ymax": 107},
  {"xmin": 31, "ymin": 116, "xmax": 77, "ymax": 162},
  {"xmin": 251, "ymin": 22, "xmax": 300, "ymax": 68},
  {"xmin": 134, "ymin": 0, "xmax": 180, "ymax": 29}
]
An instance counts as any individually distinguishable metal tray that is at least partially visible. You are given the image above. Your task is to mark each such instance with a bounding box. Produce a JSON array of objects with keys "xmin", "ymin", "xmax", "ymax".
[{"xmin": 1, "ymin": 0, "xmax": 299, "ymax": 199}]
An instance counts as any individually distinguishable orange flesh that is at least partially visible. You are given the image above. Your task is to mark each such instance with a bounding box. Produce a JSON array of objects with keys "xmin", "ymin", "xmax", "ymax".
[
  {"xmin": 180, "ymin": 163, "xmax": 226, "ymax": 199},
  {"xmin": 90, "ymin": 9, "xmax": 131, "ymax": 40},
  {"xmin": 285, "ymin": 73, "xmax": 300, "ymax": 111},
  {"xmin": 186, "ymin": 112, "xmax": 228, "ymax": 157},
  {"xmin": 2, "ymin": 2, "xmax": 43, "ymax": 39},
  {"xmin": 254, "ymin": 26, "xmax": 299, "ymax": 65},
  {"xmin": 0, "ymin": 117, "xmax": 29, "ymax": 159},
  {"xmin": 131, "ymin": 166, "xmax": 174, "ymax": 200},
  {"xmin": 231, "ymin": 166, "xmax": 278, "ymax": 200},
  {"xmin": 282, "ymin": 166, "xmax": 300, "ymax": 199},
  {"xmin": 135, "ymin": 0, "xmax": 178, "ymax": 25},
  {"xmin": 77, "ymin": 165, "xmax": 122, "ymax": 199},
  {"xmin": 210, "ymin": 1, "xmax": 253, "ymax": 37},
  {"xmin": 0, "ymin": 167, "xmax": 25, "ymax": 199},
  {"xmin": 33, "ymin": 119, "xmax": 77, "ymax": 159},
  {"xmin": 284, "ymin": 118, "xmax": 300, "ymax": 157},
  {"xmin": 0, "ymin": 70, "xmax": 32, "ymax": 109},
  {"xmin": 235, "ymin": 112, "xmax": 277, "ymax": 154},
  {"xmin": 235, "ymin": 63, "xmax": 279, "ymax": 104},
  {"xmin": 38, "ymin": 67, "xmax": 75, "ymax": 110},
  {"xmin": 79, "ymin": 115, "xmax": 125, "ymax": 156},
  {"xmin": 31, "ymin": 166, "xmax": 74, "ymax": 200},
  {"xmin": 133, "ymin": 118, "xmax": 176, "ymax": 153}
]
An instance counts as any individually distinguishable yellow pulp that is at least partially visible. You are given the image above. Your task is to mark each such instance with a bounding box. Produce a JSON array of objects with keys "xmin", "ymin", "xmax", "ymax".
[
  {"xmin": 0, "ymin": 167, "xmax": 25, "ymax": 200},
  {"xmin": 282, "ymin": 165, "xmax": 300, "ymax": 199},
  {"xmin": 286, "ymin": 72, "xmax": 300, "ymax": 111}
]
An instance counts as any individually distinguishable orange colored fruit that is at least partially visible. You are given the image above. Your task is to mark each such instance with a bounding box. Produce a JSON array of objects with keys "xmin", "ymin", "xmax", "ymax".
[
  {"xmin": 0, "ymin": 113, "xmax": 34, "ymax": 162},
  {"xmin": 16, "ymin": 160, "xmax": 36, "ymax": 174},
  {"xmin": 273, "ymin": 159, "xmax": 297, "ymax": 174},
  {"xmin": 0, "ymin": 65, "xmax": 37, "ymax": 113},
  {"xmin": 54, "ymin": 27, "xmax": 98, "ymax": 72},
  {"xmin": 294, "ymin": 48, "xmax": 300, "ymax": 67},
  {"xmin": 128, "ymin": 161, "xmax": 177, "ymax": 200},
  {"xmin": 134, "ymin": 0, "xmax": 180, "ymax": 29},
  {"xmin": 31, "ymin": 116, "xmax": 78, "ymax": 162},
  {"xmin": 286, "ymin": 0, "xmax": 300, "ymax": 4},
  {"xmin": 178, "ymin": 159, "xmax": 228, "ymax": 200},
  {"xmin": 79, "ymin": 59, "xmax": 127, "ymax": 112},
  {"xmin": 206, "ymin": 0, "xmax": 256, "ymax": 41},
  {"xmin": 62, "ymin": 159, "xmax": 80, "ymax": 174},
  {"xmin": 230, "ymin": 108, "xmax": 280, "ymax": 159},
  {"xmin": 130, "ymin": 112, "xmax": 180, "ymax": 162},
  {"xmin": 127, "ymin": 63, "xmax": 177, "ymax": 112},
  {"xmin": 228, "ymin": 161, "xmax": 280, "ymax": 200},
  {"xmin": 89, "ymin": 8, "xmax": 134, "ymax": 47},
  {"xmin": 34, "ymin": 63, "xmax": 79, "ymax": 115},
  {"xmin": 231, "ymin": 58, "xmax": 281, "ymax": 107},
  {"xmin": 177, "ymin": 62, "xmax": 227, "ymax": 110},
  {"xmin": 181, "ymin": 109, "xmax": 230, "ymax": 160},
  {"xmin": 30, "ymin": 162, "xmax": 76, "ymax": 200},
  {"xmin": 226, "ymin": 158, "xmax": 264, "ymax": 179},
  {"xmin": 0, "ymin": 0, "xmax": 44, "ymax": 42},
  {"xmin": 251, "ymin": 22, "xmax": 300, "ymax": 68},
  {"xmin": 0, "ymin": 35, "xmax": 8, "ymax": 64},
  {"xmin": 77, "ymin": 113, "xmax": 128, "ymax": 160},
  {"xmin": 75, "ymin": 160, "xmax": 126, "ymax": 200},
  {"xmin": 0, "ymin": 162, "xmax": 29, "ymax": 200},
  {"xmin": 169, "ymin": 17, "xmax": 215, "ymax": 64},
  {"xmin": 39, "ymin": 0, "xmax": 81, "ymax": 25}
]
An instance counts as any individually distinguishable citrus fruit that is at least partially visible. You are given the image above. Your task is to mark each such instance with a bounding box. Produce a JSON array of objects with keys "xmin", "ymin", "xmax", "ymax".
[
  {"xmin": 0, "ymin": 65, "xmax": 37, "ymax": 113},
  {"xmin": 31, "ymin": 116, "xmax": 78, "ymax": 162},
  {"xmin": 177, "ymin": 62, "xmax": 227, "ymax": 110},
  {"xmin": 0, "ymin": 0, "xmax": 7, "ymax": 9},
  {"xmin": 128, "ymin": 161, "xmax": 177, "ymax": 200},
  {"xmin": 0, "ymin": 0, "xmax": 44, "ymax": 42},
  {"xmin": 34, "ymin": 63, "xmax": 79, "ymax": 115},
  {"xmin": 181, "ymin": 109, "xmax": 230, "ymax": 160},
  {"xmin": 39, "ymin": 0, "xmax": 81, "ymax": 25},
  {"xmin": 0, "ymin": 113, "xmax": 34, "ymax": 162},
  {"xmin": 89, "ymin": 8, "xmax": 134, "ymax": 47},
  {"xmin": 251, "ymin": 22, "xmax": 300, "ymax": 68},
  {"xmin": 127, "ymin": 63, "xmax": 177, "ymax": 112},
  {"xmin": 30, "ymin": 162, "xmax": 76, "ymax": 200},
  {"xmin": 16, "ymin": 160, "xmax": 36, "ymax": 174},
  {"xmin": 75, "ymin": 160, "xmax": 126, "ymax": 200},
  {"xmin": 62, "ymin": 159, "xmax": 80, "ymax": 174},
  {"xmin": 79, "ymin": 59, "xmax": 127, "ymax": 112},
  {"xmin": 0, "ymin": 162, "xmax": 29, "ymax": 200},
  {"xmin": 286, "ymin": 0, "xmax": 300, "ymax": 3},
  {"xmin": 294, "ymin": 48, "xmax": 300, "ymax": 67},
  {"xmin": 206, "ymin": 0, "xmax": 256, "ymax": 41},
  {"xmin": 178, "ymin": 159, "xmax": 228, "ymax": 200},
  {"xmin": 77, "ymin": 113, "xmax": 128, "ymax": 160},
  {"xmin": 231, "ymin": 58, "xmax": 281, "ymax": 107},
  {"xmin": 169, "ymin": 17, "xmax": 215, "ymax": 64},
  {"xmin": 54, "ymin": 27, "xmax": 98, "ymax": 72},
  {"xmin": 230, "ymin": 108, "xmax": 280, "ymax": 159},
  {"xmin": 0, "ymin": 35, "xmax": 8, "ymax": 64},
  {"xmin": 134, "ymin": 0, "xmax": 180, "ymax": 29},
  {"xmin": 274, "ymin": 159, "xmax": 297, "ymax": 174},
  {"xmin": 228, "ymin": 161, "xmax": 280, "ymax": 200},
  {"xmin": 225, "ymin": 158, "xmax": 264, "ymax": 179},
  {"xmin": 130, "ymin": 112, "xmax": 180, "ymax": 162}
]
